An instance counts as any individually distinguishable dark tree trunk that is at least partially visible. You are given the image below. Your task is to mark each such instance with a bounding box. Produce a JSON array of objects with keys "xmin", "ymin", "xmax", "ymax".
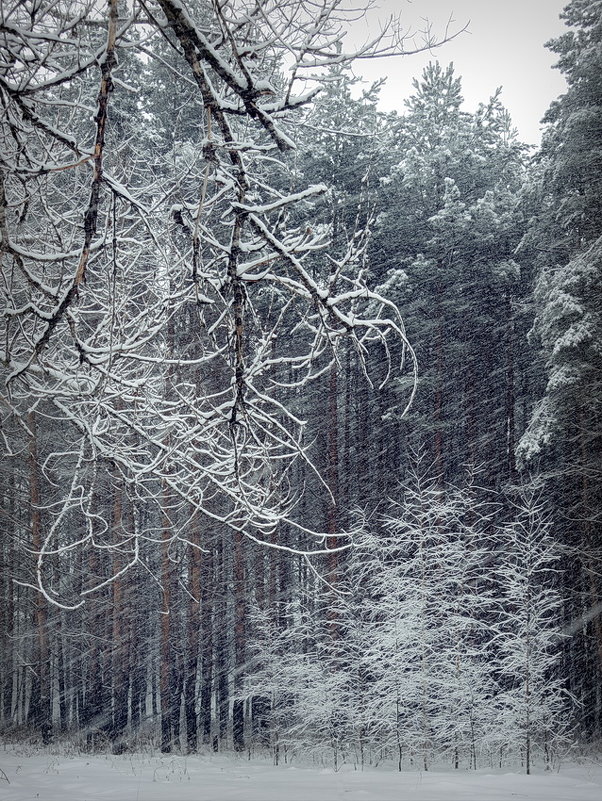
[
  {"xmin": 232, "ymin": 529, "xmax": 246, "ymax": 751},
  {"xmin": 199, "ymin": 540, "xmax": 214, "ymax": 746},
  {"xmin": 160, "ymin": 488, "xmax": 175, "ymax": 753},
  {"xmin": 110, "ymin": 478, "xmax": 129, "ymax": 752},
  {"xmin": 28, "ymin": 412, "xmax": 52, "ymax": 743},
  {"xmin": 185, "ymin": 522, "xmax": 201, "ymax": 753}
]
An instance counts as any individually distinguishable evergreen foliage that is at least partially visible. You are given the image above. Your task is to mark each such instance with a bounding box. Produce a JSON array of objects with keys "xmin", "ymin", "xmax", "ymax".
[{"xmin": 518, "ymin": 0, "xmax": 602, "ymax": 739}]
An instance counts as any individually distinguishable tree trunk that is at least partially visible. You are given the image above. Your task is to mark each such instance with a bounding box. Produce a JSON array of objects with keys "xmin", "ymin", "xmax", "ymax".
[
  {"xmin": 215, "ymin": 538, "xmax": 229, "ymax": 750},
  {"xmin": 160, "ymin": 501, "xmax": 173, "ymax": 752},
  {"xmin": 1, "ymin": 477, "xmax": 14, "ymax": 726},
  {"xmin": 199, "ymin": 540, "xmax": 214, "ymax": 746},
  {"xmin": 504, "ymin": 294, "xmax": 517, "ymax": 480},
  {"xmin": 110, "ymin": 477, "xmax": 129, "ymax": 752},
  {"xmin": 232, "ymin": 528, "xmax": 246, "ymax": 751},
  {"xmin": 28, "ymin": 411, "xmax": 52, "ymax": 743},
  {"xmin": 326, "ymin": 362, "xmax": 340, "ymax": 641},
  {"xmin": 184, "ymin": 523, "xmax": 201, "ymax": 753}
]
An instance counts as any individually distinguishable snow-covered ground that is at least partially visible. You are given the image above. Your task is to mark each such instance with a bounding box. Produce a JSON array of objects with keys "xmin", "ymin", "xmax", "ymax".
[{"xmin": 1, "ymin": 745, "xmax": 602, "ymax": 801}]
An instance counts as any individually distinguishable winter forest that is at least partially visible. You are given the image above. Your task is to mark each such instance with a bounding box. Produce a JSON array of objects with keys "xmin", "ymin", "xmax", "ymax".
[{"xmin": 1, "ymin": 0, "xmax": 601, "ymax": 780}]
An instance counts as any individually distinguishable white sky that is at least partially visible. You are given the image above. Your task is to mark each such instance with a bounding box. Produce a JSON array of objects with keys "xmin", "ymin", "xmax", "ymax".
[{"xmin": 344, "ymin": 0, "xmax": 569, "ymax": 144}]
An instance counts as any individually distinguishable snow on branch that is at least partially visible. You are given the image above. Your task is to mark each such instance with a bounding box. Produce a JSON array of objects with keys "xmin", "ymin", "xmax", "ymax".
[{"xmin": 1, "ymin": 0, "xmax": 420, "ymax": 605}]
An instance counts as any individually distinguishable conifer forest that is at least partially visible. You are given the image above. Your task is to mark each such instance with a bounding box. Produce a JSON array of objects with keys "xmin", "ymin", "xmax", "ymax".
[{"xmin": 1, "ymin": 0, "xmax": 601, "ymax": 776}]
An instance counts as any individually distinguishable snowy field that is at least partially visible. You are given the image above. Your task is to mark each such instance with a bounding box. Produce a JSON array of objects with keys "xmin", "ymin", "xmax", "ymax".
[{"xmin": 1, "ymin": 746, "xmax": 602, "ymax": 801}]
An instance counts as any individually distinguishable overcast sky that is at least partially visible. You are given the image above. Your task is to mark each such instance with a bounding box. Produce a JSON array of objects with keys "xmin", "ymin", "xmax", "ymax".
[{"xmin": 345, "ymin": 0, "xmax": 569, "ymax": 145}]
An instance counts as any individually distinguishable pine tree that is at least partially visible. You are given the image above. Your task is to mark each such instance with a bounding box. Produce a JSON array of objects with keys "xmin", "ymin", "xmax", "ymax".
[
  {"xmin": 372, "ymin": 63, "xmax": 528, "ymax": 488},
  {"xmin": 518, "ymin": 0, "xmax": 602, "ymax": 738}
]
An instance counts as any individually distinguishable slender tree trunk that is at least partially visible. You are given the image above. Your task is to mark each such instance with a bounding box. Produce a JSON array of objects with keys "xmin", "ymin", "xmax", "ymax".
[
  {"xmin": 56, "ymin": 616, "xmax": 67, "ymax": 732},
  {"xmin": 215, "ymin": 538, "xmax": 229, "ymax": 750},
  {"xmin": 433, "ymin": 280, "xmax": 444, "ymax": 483},
  {"xmin": 28, "ymin": 411, "xmax": 52, "ymax": 743},
  {"xmin": 129, "ymin": 503, "xmax": 146, "ymax": 735},
  {"xmin": 326, "ymin": 362, "xmax": 340, "ymax": 638},
  {"xmin": 83, "ymin": 532, "xmax": 107, "ymax": 748},
  {"xmin": 232, "ymin": 529, "xmax": 246, "ymax": 751},
  {"xmin": 160, "ymin": 488, "xmax": 175, "ymax": 753},
  {"xmin": 1, "ymin": 481, "xmax": 14, "ymax": 726},
  {"xmin": 199, "ymin": 540, "xmax": 214, "ymax": 746},
  {"xmin": 505, "ymin": 295, "xmax": 517, "ymax": 479},
  {"xmin": 185, "ymin": 524, "xmax": 201, "ymax": 753},
  {"xmin": 580, "ymin": 416, "xmax": 602, "ymax": 735},
  {"xmin": 110, "ymin": 477, "xmax": 129, "ymax": 752}
]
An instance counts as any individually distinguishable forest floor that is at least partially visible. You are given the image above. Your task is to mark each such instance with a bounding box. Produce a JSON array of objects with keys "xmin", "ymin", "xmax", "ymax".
[{"xmin": 1, "ymin": 744, "xmax": 602, "ymax": 801}]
